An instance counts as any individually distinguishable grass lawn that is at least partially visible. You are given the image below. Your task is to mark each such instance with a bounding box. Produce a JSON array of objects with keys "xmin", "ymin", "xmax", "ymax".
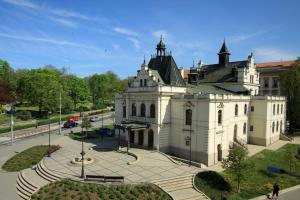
[
  {"xmin": 31, "ymin": 179, "xmax": 171, "ymax": 200},
  {"xmin": 2, "ymin": 145, "xmax": 60, "ymax": 172},
  {"xmin": 195, "ymin": 144, "xmax": 300, "ymax": 200},
  {"xmin": 69, "ymin": 131, "xmax": 96, "ymax": 140}
]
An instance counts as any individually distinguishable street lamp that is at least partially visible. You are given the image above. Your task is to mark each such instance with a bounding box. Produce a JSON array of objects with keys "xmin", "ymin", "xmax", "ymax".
[
  {"xmin": 10, "ymin": 106, "xmax": 15, "ymax": 145},
  {"xmin": 48, "ymin": 110, "xmax": 52, "ymax": 157},
  {"xmin": 80, "ymin": 139, "xmax": 85, "ymax": 179}
]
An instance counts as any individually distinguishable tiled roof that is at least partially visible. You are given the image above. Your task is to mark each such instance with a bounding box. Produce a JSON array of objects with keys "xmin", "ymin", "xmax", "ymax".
[{"xmin": 256, "ymin": 61, "xmax": 294, "ymax": 68}]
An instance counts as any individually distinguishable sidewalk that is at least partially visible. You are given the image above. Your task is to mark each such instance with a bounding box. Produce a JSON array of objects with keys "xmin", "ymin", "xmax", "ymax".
[{"xmin": 251, "ymin": 185, "xmax": 300, "ymax": 200}]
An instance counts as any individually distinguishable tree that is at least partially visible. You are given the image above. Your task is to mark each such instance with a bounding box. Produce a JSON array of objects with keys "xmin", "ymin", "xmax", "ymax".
[
  {"xmin": 280, "ymin": 58, "xmax": 300, "ymax": 133},
  {"xmin": 65, "ymin": 75, "xmax": 90, "ymax": 109},
  {"xmin": 81, "ymin": 114, "xmax": 91, "ymax": 136},
  {"xmin": 284, "ymin": 146, "xmax": 297, "ymax": 173},
  {"xmin": 222, "ymin": 145, "xmax": 253, "ymax": 193},
  {"xmin": 0, "ymin": 80, "xmax": 15, "ymax": 104}
]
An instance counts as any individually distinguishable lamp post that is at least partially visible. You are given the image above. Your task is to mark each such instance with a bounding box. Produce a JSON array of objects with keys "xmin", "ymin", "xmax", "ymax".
[
  {"xmin": 189, "ymin": 124, "xmax": 192, "ymax": 167},
  {"xmin": 48, "ymin": 110, "xmax": 52, "ymax": 157},
  {"xmin": 59, "ymin": 91, "xmax": 62, "ymax": 135},
  {"xmin": 80, "ymin": 139, "xmax": 85, "ymax": 179},
  {"xmin": 10, "ymin": 106, "xmax": 15, "ymax": 145}
]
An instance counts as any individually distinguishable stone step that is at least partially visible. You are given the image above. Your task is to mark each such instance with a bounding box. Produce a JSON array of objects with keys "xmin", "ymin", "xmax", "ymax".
[
  {"xmin": 19, "ymin": 172, "xmax": 37, "ymax": 192},
  {"xmin": 16, "ymin": 171, "xmax": 39, "ymax": 200},
  {"xmin": 17, "ymin": 190, "xmax": 29, "ymax": 200},
  {"xmin": 35, "ymin": 162, "xmax": 57, "ymax": 182},
  {"xmin": 152, "ymin": 175, "xmax": 193, "ymax": 184},
  {"xmin": 178, "ymin": 193, "xmax": 207, "ymax": 200},
  {"xmin": 16, "ymin": 181, "xmax": 31, "ymax": 198},
  {"xmin": 40, "ymin": 160, "xmax": 64, "ymax": 180},
  {"xmin": 17, "ymin": 175, "xmax": 35, "ymax": 195},
  {"xmin": 23, "ymin": 168, "xmax": 49, "ymax": 187},
  {"xmin": 155, "ymin": 179, "xmax": 192, "ymax": 187},
  {"xmin": 163, "ymin": 184, "xmax": 194, "ymax": 192}
]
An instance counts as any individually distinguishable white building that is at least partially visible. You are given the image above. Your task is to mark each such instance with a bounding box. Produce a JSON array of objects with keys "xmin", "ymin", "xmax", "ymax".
[{"xmin": 115, "ymin": 39, "xmax": 286, "ymax": 166}]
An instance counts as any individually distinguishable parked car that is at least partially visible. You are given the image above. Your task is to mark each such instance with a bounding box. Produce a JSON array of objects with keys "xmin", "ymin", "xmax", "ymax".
[
  {"xmin": 89, "ymin": 116, "xmax": 99, "ymax": 122},
  {"xmin": 98, "ymin": 128, "xmax": 115, "ymax": 137},
  {"xmin": 63, "ymin": 121, "xmax": 79, "ymax": 128}
]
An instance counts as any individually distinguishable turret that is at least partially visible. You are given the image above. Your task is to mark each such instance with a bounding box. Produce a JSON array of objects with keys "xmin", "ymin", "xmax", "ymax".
[{"xmin": 218, "ymin": 40, "xmax": 230, "ymax": 66}]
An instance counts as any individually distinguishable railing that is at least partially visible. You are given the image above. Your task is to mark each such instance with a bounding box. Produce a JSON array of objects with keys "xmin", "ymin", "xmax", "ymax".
[{"xmin": 128, "ymin": 116, "xmax": 155, "ymax": 124}]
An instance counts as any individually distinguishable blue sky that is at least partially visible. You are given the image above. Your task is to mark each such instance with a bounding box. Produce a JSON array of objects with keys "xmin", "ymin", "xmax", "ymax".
[{"xmin": 0, "ymin": 0, "xmax": 299, "ymax": 78}]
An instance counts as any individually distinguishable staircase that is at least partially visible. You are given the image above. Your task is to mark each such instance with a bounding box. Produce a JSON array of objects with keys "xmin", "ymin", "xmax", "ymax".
[
  {"xmin": 152, "ymin": 175, "xmax": 208, "ymax": 200},
  {"xmin": 16, "ymin": 160, "xmax": 64, "ymax": 200},
  {"xmin": 16, "ymin": 171, "xmax": 38, "ymax": 200}
]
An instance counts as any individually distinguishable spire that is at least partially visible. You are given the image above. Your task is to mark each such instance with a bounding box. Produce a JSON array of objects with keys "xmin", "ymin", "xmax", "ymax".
[
  {"xmin": 156, "ymin": 35, "xmax": 166, "ymax": 56},
  {"xmin": 218, "ymin": 39, "xmax": 230, "ymax": 66}
]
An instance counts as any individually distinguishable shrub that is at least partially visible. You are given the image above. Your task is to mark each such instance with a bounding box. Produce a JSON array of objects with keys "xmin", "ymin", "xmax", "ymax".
[
  {"xmin": 16, "ymin": 110, "xmax": 32, "ymax": 120},
  {"xmin": 197, "ymin": 171, "xmax": 231, "ymax": 191}
]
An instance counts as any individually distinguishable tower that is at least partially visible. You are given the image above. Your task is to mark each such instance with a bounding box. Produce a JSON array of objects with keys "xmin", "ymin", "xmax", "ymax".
[
  {"xmin": 156, "ymin": 35, "xmax": 166, "ymax": 56},
  {"xmin": 218, "ymin": 40, "xmax": 230, "ymax": 66}
]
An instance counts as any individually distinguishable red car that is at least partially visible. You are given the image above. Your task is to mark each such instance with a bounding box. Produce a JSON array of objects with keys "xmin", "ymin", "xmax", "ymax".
[{"xmin": 68, "ymin": 116, "xmax": 80, "ymax": 122}]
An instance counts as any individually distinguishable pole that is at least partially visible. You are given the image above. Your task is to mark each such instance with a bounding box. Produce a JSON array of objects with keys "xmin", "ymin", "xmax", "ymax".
[
  {"xmin": 59, "ymin": 91, "xmax": 62, "ymax": 135},
  {"xmin": 48, "ymin": 111, "xmax": 51, "ymax": 157},
  {"xmin": 102, "ymin": 110, "xmax": 104, "ymax": 128},
  {"xmin": 10, "ymin": 108, "xmax": 14, "ymax": 145},
  {"xmin": 189, "ymin": 124, "xmax": 192, "ymax": 167},
  {"xmin": 80, "ymin": 139, "xmax": 85, "ymax": 178},
  {"xmin": 127, "ymin": 129, "xmax": 130, "ymax": 154}
]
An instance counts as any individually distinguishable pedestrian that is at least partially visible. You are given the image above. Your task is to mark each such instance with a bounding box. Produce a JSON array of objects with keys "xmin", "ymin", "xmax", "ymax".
[{"xmin": 272, "ymin": 183, "xmax": 280, "ymax": 199}]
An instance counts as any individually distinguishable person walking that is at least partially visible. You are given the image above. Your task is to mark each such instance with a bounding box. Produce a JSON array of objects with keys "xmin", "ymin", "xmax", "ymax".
[{"xmin": 272, "ymin": 183, "xmax": 280, "ymax": 199}]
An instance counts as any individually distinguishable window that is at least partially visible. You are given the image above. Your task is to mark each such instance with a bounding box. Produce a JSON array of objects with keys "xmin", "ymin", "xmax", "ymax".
[
  {"xmin": 243, "ymin": 123, "xmax": 247, "ymax": 134},
  {"xmin": 273, "ymin": 79, "xmax": 278, "ymax": 88},
  {"xmin": 144, "ymin": 79, "xmax": 147, "ymax": 87},
  {"xmin": 140, "ymin": 79, "xmax": 143, "ymax": 87},
  {"xmin": 264, "ymin": 78, "xmax": 269, "ymax": 88},
  {"xmin": 276, "ymin": 121, "xmax": 279, "ymax": 132},
  {"xmin": 281, "ymin": 104, "xmax": 283, "ymax": 114},
  {"xmin": 244, "ymin": 104, "xmax": 247, "ymax": 115},
  {"xmin": 150, "ymin": 104, "xmax": 155, "ymax": 118},
  {"xmin": 185, "ymin": 109, "xmax": 192, "ymax": 125},
  {"xmin": 185, "ymin": 138, "xmax": 190, "ymax": 146},
  {"xmin": 218, "ymin": 110, "xmax": 222, "ymax": 125},
  {"xmin": 250, "ymin": 75, "xmax": 254, "ymax": 83},
  {"xmin": 235, "ymin": 104, "xmax": 238, "ymax": 116},
  {"xmin": 251, "ymin": 106, "xmax": 254, "ymax": 112},
  {"xmin": 272, "ymin": 122, "xmax": 275, "ymax": 133},
  {"xmin": 280, "ymin": 121, "xmax": 283, "ymax": 133},
  {"xmin": 140, "ymin": 103, "xmax": 146, "ymax": 117},
  {"xmin": 123, "ymin": 106, "xmax": 126, "ymax": 118},
  {"xmin": 234, "ymin": 124, "xmax": 238, "ymax": 138},
  {"xmin": 277, "ymin": 104, "xmax": 279, "ymax": 114},
  {"xmin": 273, "ymin": 104, "xmax": 275, "ymax": 115},
  {"xmin": 250, "ymin": 125, "xmax": 254, "ymax": 131},
  {"xmin": 132, "ymin": 103, "xmax": 136, "ymax": 116}
]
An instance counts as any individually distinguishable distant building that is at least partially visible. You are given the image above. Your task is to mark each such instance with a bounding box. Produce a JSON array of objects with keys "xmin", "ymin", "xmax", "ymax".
[
  {"xmin": 115, "ymin": 38, "xmax": 286, "ymax": 166},
  {"xmin": 256, "ymin": 61, "xmax": 294, "ymax": 96}
]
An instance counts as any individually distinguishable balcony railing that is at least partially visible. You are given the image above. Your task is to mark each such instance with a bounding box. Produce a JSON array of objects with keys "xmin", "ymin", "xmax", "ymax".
[{"xmin": 128, "ymin": 115, "xmax": 156, "ymax": 124}]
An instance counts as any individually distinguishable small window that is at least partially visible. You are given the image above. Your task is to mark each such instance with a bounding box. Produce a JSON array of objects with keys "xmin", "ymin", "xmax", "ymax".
[
  {"xmin": 273, "ymin": 104, "xmax": 275, "ymax": 115},
  {"xmin": 123, "ymin": 106, "xmax": 126, "ymax": 118},
  {"xmin": 281, "ymin": 104, "xmax": 283, "ymax": 114},
  {"xmin": 250, "ymin": 125, "xmax": 253, "ymax": 131},
  {"xmin": 185, "ymin": 109, "xmax": 192, "ymax": 125},
  {"xmin": 140, "ymin": 103, "xmax": 146, "ymax": 117},
  {"xmin": 251, "ymin": 106, "xmax": 254, "ymax": 112},
  {"xmin": 186, "ymin": 139, "xmax": 190, "ymax": 146},
  {"xmin": 235, "ymin": 104, "xmax": 238, "ymax": 116},
  {"xmin": 218, "ymin": 110, "xmax": 222, "ymax": 125},
  {"xmin": 150, "ymin": 104, "xmax": 155, "ymax": 118},
  {"xmin": 244, "ymin": 104, "xmax": 247, "ymax": 115},
  {"xmin": 243, "ymin": 123, "xmax": 247, "ymax": 134},
  {"xmin": 132, "ymin": 103, "xmax": 136, "ymax": 116},
  {"xmin": 272, "ymin": 122, "xmax": 275, "ymax": 133},
  {"xmin": 144, "ymin": 79, "xmax": 147, "ymax": 87},
  {"xmin": 273, "ymin": 79, "xmax": 278, "ymax": 88},
  {"xmin": 264, "ymin": 78, "xmax": 269, "ymax": 88},
  {"xmin": 276, "ymin": 121, "xmax": 279, "ymax": 132},
  {"xmin": 277, "ymin": 104, "xmax": 279, "ymax": 114},
  {"xmin": 140, "ymin": 79, "xmax": 143, "ymax": 87},
  {"xmin": 280, "ymin": 121, "xmax": 283, "ymax": 133}
]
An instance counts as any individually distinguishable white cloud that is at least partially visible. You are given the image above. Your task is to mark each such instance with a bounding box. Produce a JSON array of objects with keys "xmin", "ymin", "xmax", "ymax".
[
  {"xmin": 0, "ymin": 33, "xmax": 98, "ymax": 50},
  {"xmin": 229, "ymin": 31, "xmax": 268, "ymax": 43},
  {"xmin": 49, "ymin": 17, "xmax": 77, "ymax": 28},
  {"xmin": 2, "ymin": 0, "xmax": 39, "ymax": 9},
  {"xmin": 114, "ymin": 27, "xmax": 139, "ymax": 37},
  {"xmin": 254, "ymin": 48, "xmax": 297, "ymax": 62},
  {"xmin": 113, "ymin": 44, "xmax": 120, "ymax": 50},
  {"xmin": 152, "ymin": 30, "xmax": 168, "ymax": 39},
  {"xmin": 126, "ymin": 37, "xmax": 140, "ymax": 50},
  {"xmin": 50, "ymin": 8, "xmax": 102, "ymax": 22}
]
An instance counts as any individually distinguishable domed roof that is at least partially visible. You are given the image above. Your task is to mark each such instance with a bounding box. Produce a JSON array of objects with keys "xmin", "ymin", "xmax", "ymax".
[{"xmin": 156, "ymin": 36, "xmax": 166, "ymax": 49}]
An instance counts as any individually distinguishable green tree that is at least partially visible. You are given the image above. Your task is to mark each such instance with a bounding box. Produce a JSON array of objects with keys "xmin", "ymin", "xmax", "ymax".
[
  {"xmin": 0, "ymin": 80, "xmax": 15, "ymax": 104},
  {"xmin": 81, "ymin": 114, "xmax": 91, "ymax": 135},
  {"xmin": 0, "ymin": 59, "xmax": 15, "ymax": 85},
  {"xmin": 222, "ymin": 145, "xmax": 253, "ymax": 193},
  {"xmin": 65, "ymin": 75, "xmax": 90, "ymax": 109},
  {"xmin": 284, "ymin": 145, "xmax": 297, "ymax": 173},
  {"xmin": 280, "ymin": 58, "xmax": 300, "ymax": 133}
]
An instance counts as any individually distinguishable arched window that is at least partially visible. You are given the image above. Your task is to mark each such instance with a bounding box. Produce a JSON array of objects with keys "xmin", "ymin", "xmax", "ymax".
[
  {"xmin": 272, "ymin": 122, "xmax": 275, "ymax": 133},
  {"xmin": 122, "ymin": 106, "xmax": 126, "ymax": 118},
  {"xmin": 144, "ymin": 79, "xmax": 147, "ymax": 87},
  {"xmin": 234, "ymin": 124, "xmax": 238, "ymax": 139},
  {"xmin": 277, "ymin": 104, "xmax": 279, "ymax": 114},
  {"xmin": 243, "ymin": 123, "xmax": 247, "ymax": 134},
  {"xmin": 131, "ymin": 103, "xmax": 136, "ymax": 116},
  {"xmin": 276, "ymin": 121, "xmax": 279, "ymax": 132},
  {"xmin": 235, "ymin": 104, "xmax": 238, "ymax": 116},
  {"xmin": 185, "ymin": 109, "xmax": 192, "ymax": 125},
  {"xmin": 218, "ymin": 110, "xmax": 222, "ymax": 125},
  {"xmin": 281, "ymin": 104, "xmax": 283, "ymax": 114},
  {"xmin": 150, "ymin": 104, "xmax": 155, "ymax": 118},
  {"xmin": 273, "ymin": 104, "xmax": 275, "ymax": 115},
  {"xmin": 140, "ymin": 79, "xmax": 143, "ymax": 87},
  {"xmin": 280, "ymin": 121, "xmax": 283, "ymax": 133},
  {"xmin": 244, "ymin": 104, "xmax": 247, "ymax": 115},
  {"xmin": 140, "ymin": 103, "xmax": 146, "ymax": 117}
]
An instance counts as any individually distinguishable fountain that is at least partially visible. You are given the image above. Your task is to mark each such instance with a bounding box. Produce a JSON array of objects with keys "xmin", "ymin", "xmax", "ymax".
[{"xmin": 71, "ymin": 157, "xmax": 94, "ymax": 165}]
